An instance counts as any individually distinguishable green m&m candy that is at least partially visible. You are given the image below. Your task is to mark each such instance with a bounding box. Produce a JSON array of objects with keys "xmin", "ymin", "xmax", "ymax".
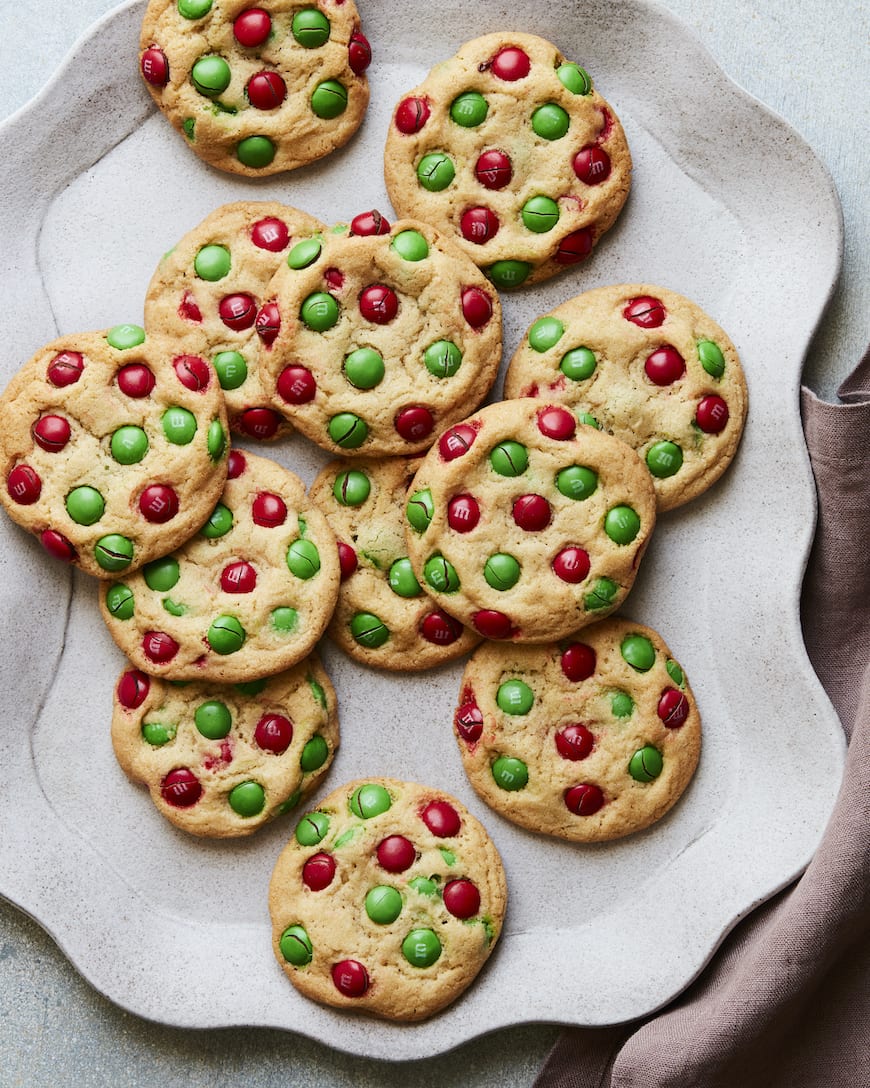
[
  {"xmin": 333, "ymin": 469, "xmax": 371, "ymax": 506},
  {"xmin": 417, "ymin": 153, "xmax": 455, "ymax": 192},
  {"xmin": 402, "ymin": 928, "xmax": 441, "ymax": 967},
  {"xmin": 65, "ymin": 485, "xmax": 104, "ymax": 526},
  {"xmin": 496, "ymin": 679, "xmax": 534, "ymax": 715},
  {"xmin": 192, "ymin": 56, "xmax": 231, "ymax": 98},
  {"xmin": 111, "ymin": 425, "xmax": 149, "ymax": 465},
  {"xmin": 296, "ymin": 810, "xmax": 329, "ymax": 846},
  {"xmin": 365, "ymin": 885, "xmax": 403, "ymax": 925},
  {"xmin": 213, "ymin": 350, "xmax": 247, "ymax": 389},
  {"xmin": 287, "ymin": 238, "xmax": 322, "ymax": 269},
  {"xmin": 236, "ymin": 136, "xmax": 276, "ymax": 169},
  {"xmin": 343, "ymin": 348, "xmax": 384, "ymax": 390},
  {"xmin": 350, "ymin": 611, "xmax": 390, "ymax": 648},
  {"xmin": 491, "ymin": 755, "xmax": 529, "ymax": 791},
  {"xmin": 271, "ymin": 607, "xmax": 298, "ymax": 633},
  {"xmin": 585, "ymin": 576, "xmax": 618, "ymax": 611},
  {"xmin": 143, "ymin": 556, "xmax": 180, "ymax": 592},
  {"xmin": 486, "ymin": 260, "xmax": 531, "ymax": 288},
  {"xmin": 423, "ymin": 340, "xmax": 462, "ymax": 378},
  {"xmin": 300, "ymin": 735, "xmax": 329, "ymax": 772},
  {"xmin": 349, "ymin": 783, "xmax": 392, "ymax": 818},
  {"xmin": 162, "ymin": 407, "xmax": 197, "ymax": 445},
  {"xmin": 327, "ymin": 413, "xmax": 368, "ymax": 449},
  {"xmin": 484, "ymin": 553, "xmax": 521, "ymax": 591},
  {"xmin": 620, "ymin": 634, "xmax": 656, "ymax": 672},
  {"xmin": 560, "ymin": 346, "xmax": 597, "ymax": 381},
  {"xmin": 406, "ymin": 488, "xmax": 434, "ymax": 532},
  {"xmin": 194, "ymin": 244, "xmax": 231, "ymax": 281},
  {"xmin": 423, "ymin": 554, "xmax": 460, "ymax": 593},
  {"xmin": 106, "ymin": 324, "xmax": 146, "ymax": 351},
  {"xmin": 286, "ymin": 538, "xmax": 321, "ymax": 578},
  {"xmin": 556, "ymin": 464, "xmax": 598, "ymax": 500},
  {"xmin": 698, "ymin": 339, "xmax": 726, "ymax": 378},
  {"xmin": 301, "ymin": 291, "xmax": 340, "ymax": 331},
  {"xmin": 450, "ymin": 91, "xmax": 488, "ymax": 127},
  {"xmin": 207, "ymin": 615, "xmax": 246, "ymax": 654},
  {"xmin": 646, "ymin": 440, "xmax": 683, "ymax": 479},
  {"xmin": 178, "ymin": 0, "xmax": 213, "ymax": 18},
  {"xmin": 556, "ymin": 62, "xmax": 592, "ymax": 95},
  {"xmin": 311, "ymin": 80, "xmax": 347, "ymax": 119},
  {"xmin": 194, "ymin": 700, "xmax": 232, "ymax": 739},
  {"xmin": 279, "ymin": 925, "xmax": 313, "ymax": 966},
  {"xmin": 611, "ymin": 690, "xmax": 635, "ymax": 718},
  {"xmin": 292, "ymin": 8, "xmax": 331, "ymax": 47},
  {"xmin": 201, "ymin": 502, "xmax": 233, "ymax": 539},
  {"xmin": 391, "ymin": 229, "xmax": 429, "ymax": 261},
  {"xmin": 666, "ymin": 659, "xmax": 685, "ymax": 687},
  {"xmin": 388, "ymin": 558, "xmax": 422, "ymax": 598},
  {"xmin": 521, "ymin": 195, "xmax": 560, "ymax": 233},
  {"xmin": 207, "ymin": 420, "xmax": 226, "ymax": 461},
  {"xmin": 94, "ymin": 534, "xmax": 134, "ymax": 573},
  {"xmin": 229, "ymin": 780, "xmax": 266, "ymax": 817},
  {"xmin": 528, "ymin": 316, "xmax": 564, "ymax": 352},
  {"xmin": 604, "ymin": 505, "xmax": 641, "ymax": 545},
  {"xmin": 489, "ymin": 440, "xmax": 528, "ymax": 477},
  {"xmin": 142, "ymin": 721, "xmax": 175, "ymax": 746},
  {"xmin": 105, "ymin": 583, "xmax": 134, "ymax": 620},
  {"xmin": 531, "ymin": 103, "xmax": 570, "ymax": 140},
  {"xmin": 628, "ymin": 745, "xmax": 664, "ymax": 782}
]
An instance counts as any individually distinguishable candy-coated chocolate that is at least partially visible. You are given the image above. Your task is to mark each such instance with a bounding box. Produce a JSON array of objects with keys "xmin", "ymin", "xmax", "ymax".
[
  {"xmin": 420, "ymin": 799, "xmax": 461, "ymax": 837},
  {"xmin": 365, "ymin": 884, "xmax": 402, "ymax": 924},
  {"xmin": 236, "ymin": 135, "xmax": 276, "ymax": 169},
  {"xmin": 423, "ymin": 554, "xmax": 460, "ymax": 593},
  {"xmin": 402, "ymin": 928, "xmax": 441, "ymax": 968},
  {"xmin": 302, "ymin": 851, "xmax": 336, "ymax": 891},
  {"xmin": 406, "ymin": 488, "xmax": 434, "ymax": 532},
  {"xmin": 521, "ymin": 195, "xmax": 560, "ymax": 233},
  {"xmin": 564, "ymin": 782, "xmax": 604, "ymax": 815},
  {"xmin": 350, "ymin": 209, "xmax": 390, "ymax": 236},
  {"xmin": 439, "ymin": 423, "xmax": 477, "ymax": 461},
  {"xmin": 460, "ymin": 286, "xmax": 493, "ymax": 327},
  {"xmin": 117, "ymin": 669, "xmax": 150, "ymax": 708},
  {"xmin": 496, "ymin": 679, "xmax": 534, "ymax": 715},
  {"xmin": 610, "ymin": 690, "xmax": 634, "ymax": 718},
  {"xmin": 554, "ymin": 228, "xmax": 594, "ymax": 264},
  {"xmin": 604, "ymin": 505, "xmax": 641, "ymax": 545},
  {"xmin": 213, "ymin": 351, "xmax": 248, "ymax": 391},
  {"xmin": 423, "ymin": 340, "xmax": 462, "ymax": 378},
  {"xmin": 537, "ymin": 405, "xmax": 576, "ymax": 440},
  {"xmin": 143, "ymin": 556, "xmax": 180, "ymax": 592},
  {"xmin": 395, "ymin": 96, "xmax": 430, "ymax": 134},
  {"xmin": 343, "ymin": 347, "xmax": 385, "ymax": 389},
  {"xmin": 254, "ymin": 713, "xmax": 293, "ymax": 753},
  {"xmin": 658, "ymin": 687, "xmax": 690, "ymax": 728},
  {"xmin": 376, "ymin": 834, "xmax": 416, "ymax": 872},
  {"xmin": 419, "ymin": 610, "xmax": 463, "ymax": 646},
  {"xmin": 292, "ymin": 8, "xmax": 331, "ymax": 47},
  {"xmin": 173, "ymin": 354, "xmax": 211, "ymax": 390},
  {"xmin": 350, "ymin": 783, "xmax": 392, "ymax": 818},
  {"xmin": 337, "ymin": 541, "xmax": 358, "ymax": 580},
  {"xmin": 528, "ymin": 316, "xmax": 564, "ymax": 353},
  {"xmin": 270, "ymin": 606, "xmax": 298, "ymax": 632},
  {"xmin": 395, "ymin": 405, "xmax": 434, "ymax": 441},
  {"xmin": 221, "ymin": 559, "xmax": 257, "ymax": 593},
  {"xmin": 280, "ymin": 925, "xmax": 313, "ymax": 966},
  {"xmin": 474, "ymin": 149, "xmax": 512, "ymax": 190},
  {"xmin": 194, "ymin": 243, "xmax": 231, "ymax": 281},
  {"xmin": 531, "ymin": 102, "xmax": 570, "ymax": 140},
  {"xmin": 201, "ymin": 502, "xmax": 233, "ymax": 539},
  {"xmin": 552, "ymin": 546, "xmax": 590, "ymax": 583},
  {"xmin": 117, "ymin": 363, "xmax": 156, "ymax": 398},
  {"xmin": 194, "ymin": 700, "xmax": 232, "ymax": 739},
  {"xmin": 301, "ymin": 291, "xmax": 341, "ymax": 331},
  {"xmin": 327, "ymin": 412, "xmax": 368, "ymax": 449},
  {"xmin": 251, "ymin": 491, "xmax": 287, "ymax": 527},
  {"xmin": 296, "ymin": 810, "xmax": 329, "ymax": 846},
  {"xmin": 192, "ymin": 55, "xmax": 232, "ymax": 98},
  {"xmin": 207, "ymin": 614, "xmax": 246, "ymax": 654},
  {"xmin": 696, "ymin": 394, "xmax": 730, "ymax": 433},
  {"xmin": 666, "ymin": 659, "xmax": 685, "ymax": 687},
  {"xmin": 555, "ymin": 723, "xmax": 594, "ymax": 761},
  {"xmin": 556, "ymin": 62, "xmax": 592, "ymax": 95},
  {"xmin": 388, "ymin": 557, "xmax": 422, "ymax": 598},
  {"xmin": 233, "ymin": 7, "xmax": 271, "ymax": 46},
  {"xmin": 332, "ymin": 959, "xmax": 369, "ymax": 997},
  {"xmin": 443, "ymin": 878, "xmax": 480, "ymax": 919},
  {"xmin": 277, "ymin": 364, "xmax": 317, "ymax": 404},
  {"xmin": 162, "ymin": 406, "xmax": 197, "ymax": 446},
  {"xmin": 644, "ymin": 344, "xmax": 685, "ymax": 386},
  {"xmin": 391, "ymin": 229, "xmax": 430, "ymax": 262},
  {"xmin": 450, "ymin": 91, "xmax": 488, "ymax": 127},
  {"xmin": 698, "ymin": 339, "xmax": 726, "ymax": 378},
  {"xmin": 646, "ymin": 440, "xmax": 683, "ymax": 479},
  {"xmin": 628, "ymin": 745, "xmax": 663, "ymax": 782},
  {"xmin": 333, "ymin": 469, "xmax": 371, "ymax": 507},
  {"xmin": 472, "ymin": 609, "xmax": 513, "ymax": 639},
  {"xmin": 229, "ymin": 780, "xmax": 266, "ymax": 817},
  {"xmin": 247, "ymin": 70, "xmax": 287, "ymax": 110},
  {"xmin": 490, "ymin": 46, "xmax": 530, "ymax": 81},
  {"xmin": 489, "ymin": 439, "xmax": 528, "ymax": 476},
  {"xmin": 455, "ymin": 701, "xmax": 483, "ymax": 743},
  {"xmin": 286, "ymin": 539, "xmax": 321, "ymax": 579},
  {"xmin": 46, "ymin": 350, "xmax": 84, "ymax": 387},
  {"xmin": 300, "ymin": 734, "xmax": 329, "ymax": 772},
  {"xmin": 143, "ymin": 630, "xmax": 179, "ymax": 663},
  {"xmin": 556, "ymin": 464, "xmax": 598, "ymax": 501},
  {"xmin": 585, "ymin": 576, "xmax": 619, "ymax": 611},
  {"xmin": 178, "ymin": 0, "xmax": 213, "ymax": 17},
  {"xmin": 41, "ymin": 529, "xmax": 76, "ymax": 562},
  {"xmin": 460, "ymin": 206, "xmax": 499, "ymax": 245},
  {"xmin": 219, "ymin": 293, "xmax": 257, "ymax": 331},
  {"xmin": 512, "ymin": 493, "xmax": 551, "ymax": 531},
  {"xmin": 106, "ymin": 324, "xmax": 146, "ymax": 351},
  {"xmin": 447, "ymin": 493, "xmax": 480, "ymax": 533},
  {"xmin": 251, "ymin": 216, "xmax": 289, "ymax": 252},
  {"xmin": 621, "ymin": 634, "xmax": 656, "ymax": 672},
  {"xmin": 110, "ymin": 425, "xmax": 149, "ymax": 465},
  {"xmin": 560, "ymin": 346, "xmax": 597, "ymax": 381},
  {"xmin": 358, "ymin": 284, "xmax": 398, "ymax": 324},
  {"xmin": 486, "ymin": 259, "xmax": 531, "ymax": 288},
  {"xmin": 348, "ymin": 30, "xmax": 372, "ymax": 75},
  {"xmin": 7, "ymin": 464, "xmax": 41, "ymax": 504},
  {"xmin": 32, "ymin": 414, "xmax": 71, "ymax": 452},
  {"xmin": 161, "ymin": 767, "xmax": 202, "ymax": 808},
  {"xmin": 484, "ymin": 552, "xmax": 521, "ymax": 591},
  {"xmin": 311, "ymin": 80, "xmax": 348, "ymax": 119},
  {"xmin": 255, "ymin": 302, "xmax": 281, "ymax": 346},
  {"xmin": 623, "ymin": 295, "xmax": 666, "ymax": 328},
  {"xmin": 106, "ymin": 584, "xmax": 135, "ymax": 621},
  {"xmin": 560, "ymin": 641, "xmax": 596, "ymax": 681},
  {"xmin": 491, "ymin": 755, "xmax": 529, "ymax": 791},
  {"xmin": 573, "ymin": 145, "xmax": 611, "ymax": 185},
  {"xmin": 141, "ymin": 46, "xmax": 169, "ymax": 87},
  {"xmin": 94, "ymin": 534, "xmax": 134, "ymax": 572},
  {"xmin": 417, "ymin": 152, "xmax": 455, "ymax": 192}
]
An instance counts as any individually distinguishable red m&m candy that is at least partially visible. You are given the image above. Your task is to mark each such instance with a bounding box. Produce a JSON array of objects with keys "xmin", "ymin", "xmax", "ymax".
[
  {"xmin": 161, "ymin": 768, "xmax": 202, "ymax": 808},
  {"xmin": 332, "ymin": 959, "xmax": 369, "ymax": 997},
  {"xmin": 252, "ymin": 491, "xmax": 287, "ymax": 527},
  {"xmin": 142, "ymin": 630, "xmax": 179, "ymax": 664},
  {"xmin": 7, "ymin": 465, "xmax": 41, "ymax": 504},
  {"xmin": 623, "ymin": 296, "xmax": 666, "ymax": 328},
  {"xmin": 350, "ymin": 209, "xmax": 390, "ymax": 236},
  {"xmin": 359, "ymin": 284, "xmax": 398, "ymax": 324},
  {"xmin": 254, "ymin": 713, "xmax": 293, "ymax": 753},
  {"xmin": 139, "ymin": 484, "xmax": 179, "ymax": 524},
  {"xmin": 695, "ymin": 394, "xmax": 729, "ymax": 433},
  {"xmin": 277, "ymin": 364, "xmax": 316, "ymax": 405},
  {"xmin": 348, "ymin": 30, "xmax": 372, "ymax": 74},
  {"xmin": 302, "ymin": 852, "xmax": 336, "ymax": 890},
  {"xmin": 32, "ymin": 415, "xmax": 71, "ymax": 452},
  {"xmin": 554, "ymin": 228, "xmax": 594, "ymax": 265},
  {"xmin": 246, "ymin": 70, "xmax": 287, "ymax": 110},
  {"xmin": 234, "ymin": 8, "xmax": 271, "ymax": 47},
  {"xmin": 219, "ymin": 294, "xmax": 257, "ymax": 331},
  {"xmin": 537, "ymin": 405, "xmax": 576, "ymax": 440},
  {"xmin": 140, "ymin": 47, "xmax": 169, "ymax": 86},
  {"xmin": 443, "ymin": 878, "xmax": 480, "ymax": 919},
  {"xmin": 560, "ymin": 642, "xmax": 596, "ymax": 681},
  {"xmin": 420, "ymin": 610, "xmax": 463, "ymax": 646},
  {"xmin": 117, "ymin": 669, "xmax": 151, "ymax": 709},
  {"xmin": 491, "ymin": 46, "xmax": 530, "ymax": 81},
  {"xmin": 47, "ymin": 351, "xmax": 84, "ymax": 387},
  {"xmin": 460, "ymin": 286, "xmax": 493, "ymax": 328},
  {"xmin": 251, "ymin": 217, "xmax": 290, "ymax": 251},
  {"xmin": 644, "ymin": 345, "xmax": 685, "ymax": 386},
  {"xmin": 564, "ymin": 782, "xmax": 604, "ymax": 816},
  {"xmin": 439, "ymin": 423, "xmax": 477, "ymax": 461},
  {"xmin": 376, "ymin": 835, "xmax": 416, "ymax": 872},
  {"xmin": 395, "ymin": 96, "xmax": 430, "ymax": 134},
  {"xmin": 40, "ymin": 529, "xmax": 77, "ymax": 562},
  {"xmin": 420, "ymin": 799, "xmax": 460, "ymax": 837},
  {"xmin": 238, "ymin": 407, "xmax": 281, "ymax": 440},
  {"xmin": 117, "ymin": 363, "xmax": 156, "ymax": 398},
  {"xmin": 395, "ymin": 406, "xmax": 434, "ymax": 442},
  {"xmin": 174, "ymin": 354, "xmax": 211, "ymax": 391},
  {"xmin": 447, "ymin": 494, "xmax": 480, "ymax": 532},
  {"xmin": 460, "ymin": 206, "xmax": 499, "ymax": 244}
]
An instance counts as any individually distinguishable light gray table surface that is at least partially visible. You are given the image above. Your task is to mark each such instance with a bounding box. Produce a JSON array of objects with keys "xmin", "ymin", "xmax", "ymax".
[{"xmin": 0, "ymin": 2, "xmax": 866, "ymax": 1085}]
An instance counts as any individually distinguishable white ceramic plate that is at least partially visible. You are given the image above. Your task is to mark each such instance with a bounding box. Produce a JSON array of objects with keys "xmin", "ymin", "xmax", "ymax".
[{"xmin": 0, "ymin": 0, "xmax": 846, "ymax": 1060}]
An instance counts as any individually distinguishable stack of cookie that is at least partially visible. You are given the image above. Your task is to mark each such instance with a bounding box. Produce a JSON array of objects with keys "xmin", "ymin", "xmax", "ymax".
[{"xmin": 0, "ymin": 9, "xmax": 750, "ymax": 1022}]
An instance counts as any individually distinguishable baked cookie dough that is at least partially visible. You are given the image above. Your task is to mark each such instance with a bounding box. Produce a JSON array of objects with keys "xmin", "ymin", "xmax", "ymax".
[
  {"xmin": 139, "ymin": 0, "xmax": 371, "ymax": 176},
  {"xmin": 503, "ymin": 284, "xmax": 748, "ymax": 510},
  {"xmin": 112, "ymin": 654, "xmax": 338, "ymax": 837},
  {"xmin": 144, "ymin": 201, "xmax": 324, "ymax": 441},
  {"xmin": 265, "ymin": 216, "xmax": 503, "ymax": 456},
  {"xmin": 309, "ymin": 456, "xmax": 480, "ymax": 670},
  {"xmin": 0, "ymin": 325, "xmax": 229, "ymax": 578},
  {"xmin": 268, "ymin": 777, "xmax": 507, "ymax": 1020},
  {"xmin": 99, "ymin": 449, "xmax": 340, "ymax": 681},
  {"xmin": 454, "ymin": 619, "xmax": 701, "ymax": 841},
  {"xmin": 384, "ymin": 32, "xmax": 631, "ymax": 289},
  {"xmin": 403, "ymin": 398, "xmax": 656, "ymax": 642}
]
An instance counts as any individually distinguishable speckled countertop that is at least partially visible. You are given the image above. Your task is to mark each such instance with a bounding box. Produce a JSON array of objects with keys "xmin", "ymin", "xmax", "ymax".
[{"xmin": 0, "ymin": 2, "xmax": 866, "ymax": 1085}]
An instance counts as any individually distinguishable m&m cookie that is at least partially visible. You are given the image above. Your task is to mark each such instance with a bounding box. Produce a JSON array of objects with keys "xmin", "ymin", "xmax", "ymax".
[
  {"xmin": 112, "ymin": 654, "xmax": 338, "ymax": 837},
  {"xmin": 139, "ymin": 0, "xmax": 371, "ymax": 176},
  {"xmin": 454, "ymin": 619, "xmax": 701, "ymax": 841},
  {"xmin": 403, "ymin": 398, "xmax": 656, "ymax": 642},
  {"xmin": 144, "ymin": 201, "xmax": 324, "ymax": 441},
  {"xmin": 268, "ymin": 778, "xmax": 507, "ymax": 1020},
  {"xmin": 384, "ymin": 32, "xmax": 631, "ymax": 289},
  {"xmin": 0, "ymin": 327, "xmax": 229, "ymax": 578},
  {"xmin": 100, "ymin": 450, "xmax": 340, "ymax": 682},
  {"xmin": 309, "ymin": 457, "xmax": 481, "ymax": 670},
  {"xmin": 264, "ymin": 216, "xmax": 503, "ymax": 456},
  {"xmin": 503, "ymin": 285, "xmax": 748, "ymax": 510}
]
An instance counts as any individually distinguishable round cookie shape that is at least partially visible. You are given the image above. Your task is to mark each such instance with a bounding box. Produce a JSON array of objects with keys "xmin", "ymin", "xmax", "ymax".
[
  {"xmin": 309, "ymin": 457, "xmax": 481, "ymax": 670},
  {"xmin": 403, "ymin": 398, "xmax": 656, "ymax": 641},
  {"xmin": 139, "ymin": 0, "xmax": 371, "ymax": 177},
  {"xmin": 265, "ymin": 217, "xmax": 503, "ymax": 457},
  {"xmin": 384, "ymin": 33, "xmax": 631, "ymax": 288},
  {"xmin": 144, "ymin": 202, "xmax": 325, "ymax": 442},
  {"xmin": 99, "ymin": 451, "xmax": 339, "ymax": 681},
  {"xmin": 112, "ymin": 654, "xmax": 338, "ymax": 837},
  {"xmin": 454, "ymin": 618, "xmax": 701, "ymax": 841},
  {"xmin": 0, "ymin": 328, "xmax": 229, "ymax": 578},
  {"xmin": 503, "ymin": 284, "xmax": 749, "ymax": 510},
  {"xmin": 268, "ymin": 777, "xmax": 507, "ymax": 1020}
]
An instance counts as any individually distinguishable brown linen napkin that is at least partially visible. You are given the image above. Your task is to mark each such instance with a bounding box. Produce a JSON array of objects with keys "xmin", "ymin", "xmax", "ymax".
[{"xmin": 534, "ymin": 353, "xmax": 870, "ymax": 1088}]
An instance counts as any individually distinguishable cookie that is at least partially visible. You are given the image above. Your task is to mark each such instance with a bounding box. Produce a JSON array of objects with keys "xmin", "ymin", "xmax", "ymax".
[
  {"xmin": 454, "ymin": 619, "xmax": 701, "ymax": 841},
  {"xmin": 268, "ymin": 777, "xmax": 507, "ymax": 1020},
  {"xmin": 0, "ymin": 325, "xmax": 229, "ymax": 578},
  {"xmin": 112, "ymin": 654, "xmax": 338, "ymax": 837},
  {"xmin": 309, "ymin": 457, "xmax": 481, "ymax": 670},
  {"xmin": 403, "ymin": 398, "xmax": 656, "ymax": 642},
  {"xmin": 383, "ymin": 32, "xmax": 631, "ymax": 289},
  {"xmin": 139, "ymin": 0, "xmax": 371, "ymax": 177},
  {"xmin": 144, "ymin": 201, "xmax": 325, "ymax": 441},
  {"xmin": 503, "ymin": 285, "xmax": 748, "ymax": 510},
  {"xmin": 99, "ymin": 449, "xmax": 340, "ymax": 681},
  {"xmin": 264, "ymin": 215, "xmax": 503, "ymax": 456}
]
